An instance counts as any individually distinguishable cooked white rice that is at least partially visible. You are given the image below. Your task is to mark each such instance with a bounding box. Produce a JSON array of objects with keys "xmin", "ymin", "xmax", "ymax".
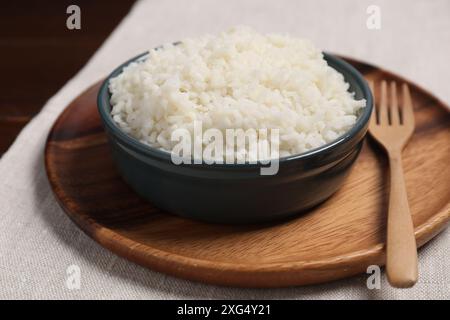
[{"xmin": 109, "ymin": 27, "xmax": 365, "ymax": 159}]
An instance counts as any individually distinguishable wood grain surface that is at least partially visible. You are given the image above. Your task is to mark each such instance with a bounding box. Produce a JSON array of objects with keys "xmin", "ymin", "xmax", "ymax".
[
  {"xmin": 45, "ymin": 58, "xmax": 450, "ymax": 287},
  {"xmin": 0, "ymin": 0, "xmax": 135, "ymax": 154}
]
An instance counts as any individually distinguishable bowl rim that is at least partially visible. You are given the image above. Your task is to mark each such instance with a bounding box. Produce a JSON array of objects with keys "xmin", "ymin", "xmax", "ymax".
[{"xmin": 97, "ymin": 51, "xmax": 373, "ymax": 167}]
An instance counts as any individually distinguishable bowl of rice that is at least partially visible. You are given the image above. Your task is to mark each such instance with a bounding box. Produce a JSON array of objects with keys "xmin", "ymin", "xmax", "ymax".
[{"xmin": 97, "ymin": 27, "xmax": 373, "ymax": 224}]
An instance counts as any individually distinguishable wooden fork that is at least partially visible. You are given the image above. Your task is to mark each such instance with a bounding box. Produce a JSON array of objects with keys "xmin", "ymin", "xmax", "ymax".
[{"xmin": 368, "ymin": 80, "xmax": 418, "ymax": 288}]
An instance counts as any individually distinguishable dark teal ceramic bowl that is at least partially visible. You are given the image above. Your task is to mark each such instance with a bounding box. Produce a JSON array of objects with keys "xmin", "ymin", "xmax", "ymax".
[{"xmin": 98, "ymin": 51, "xmax": 373, "ymax": 224}]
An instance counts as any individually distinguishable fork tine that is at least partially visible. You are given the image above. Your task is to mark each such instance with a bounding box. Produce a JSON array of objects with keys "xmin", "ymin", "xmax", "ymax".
[
  {"xmin": 379, "ymin": 80, "xmax": 389, "ymax": 125},
  {"xmin": 390, "ymin": 81, "xmax": 400, "ymax": 125},
  {"xmin": 368, "ymin": 80, "xmax": 377, "ymax": 127},
  {"xmin": 402, "ymin": 83, "xmax": 415, "ymax": 127}
]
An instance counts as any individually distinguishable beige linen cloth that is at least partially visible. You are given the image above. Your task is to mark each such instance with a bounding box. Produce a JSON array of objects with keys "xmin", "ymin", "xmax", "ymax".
[{"xmin": 0, "ymin": 0, "xmax": 449, "ymax": 299}]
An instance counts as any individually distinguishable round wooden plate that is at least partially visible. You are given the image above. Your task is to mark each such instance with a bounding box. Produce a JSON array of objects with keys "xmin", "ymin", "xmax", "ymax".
[{"xmin": 45, "ymin": 58, "xmax": 450, "ymax": 287}]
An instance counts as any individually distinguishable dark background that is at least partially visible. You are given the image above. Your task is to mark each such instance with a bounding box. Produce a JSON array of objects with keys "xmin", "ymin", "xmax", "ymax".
[{"xmin": 0, "ymin": 0, "xmax": 135, "ymax": 154}]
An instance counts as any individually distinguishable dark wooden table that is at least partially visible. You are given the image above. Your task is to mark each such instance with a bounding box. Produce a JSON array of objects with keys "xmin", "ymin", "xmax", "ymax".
[{"xmin": 0, "ymin": 0, "xmax": 135, "ymax": 154}]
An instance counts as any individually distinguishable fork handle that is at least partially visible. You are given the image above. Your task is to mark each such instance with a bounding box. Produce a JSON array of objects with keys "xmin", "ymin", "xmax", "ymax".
[{"xmin": 386, "ymin": 152, "xmax": 418, "ymax": 288}]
